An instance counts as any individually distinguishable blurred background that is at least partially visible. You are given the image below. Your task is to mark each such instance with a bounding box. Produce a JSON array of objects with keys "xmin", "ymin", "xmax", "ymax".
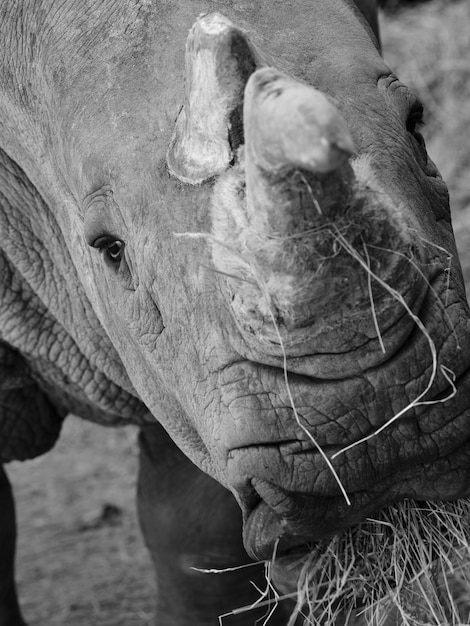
[{"xmin": 7, "ymin": 1, "xmax": 470, "ymax": 624}]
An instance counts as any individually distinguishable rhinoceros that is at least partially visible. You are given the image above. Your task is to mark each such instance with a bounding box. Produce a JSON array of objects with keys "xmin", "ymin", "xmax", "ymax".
[{"xmin": 1, "ymin": 0, "xmax": 469, "ymax": 624}]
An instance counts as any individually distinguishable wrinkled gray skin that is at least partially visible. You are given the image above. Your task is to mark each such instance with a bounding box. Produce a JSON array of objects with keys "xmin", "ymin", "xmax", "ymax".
[{"xmin": 1, "ymin": 1, "xmax": 470, "ymax": 625}]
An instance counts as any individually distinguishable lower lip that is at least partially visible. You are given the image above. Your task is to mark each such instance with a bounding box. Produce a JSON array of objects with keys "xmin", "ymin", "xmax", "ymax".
[
  {"xmin": 243, "ymin": 499, "xmax": 338, "ymax": 561},
  {"xmin": 243, "ymin": 500, "xmax": 285, "ymax": 560},
  {"xmin": 242, "ymin": 486, "xmax": 374, "ymax": 561}
]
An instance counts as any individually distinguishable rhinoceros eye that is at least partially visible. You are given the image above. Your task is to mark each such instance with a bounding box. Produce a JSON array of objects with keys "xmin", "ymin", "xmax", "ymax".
[
  {"xmin": 92, "ymin": 236, "xmax": 125, "ymax": 264},
  {"xmin": 407, "ymin": 100, "xmax": 425, "ymax": 133},
  {"xmin": 406, "ymin": 101, "xmax": 424, "ymax": 134},
  {"xmin": 406, "ymin": 103, "xmax": 428, "ymax": 166}
]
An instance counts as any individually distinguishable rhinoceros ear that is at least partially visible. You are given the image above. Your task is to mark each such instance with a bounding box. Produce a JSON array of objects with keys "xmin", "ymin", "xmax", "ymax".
[
  {"xmin": 0, "ymin": 341, "xmax": 66, "ymax": 462},
  {"xmin": 166, "ymin": 13, "xmax": 260, "ymax": 185}
]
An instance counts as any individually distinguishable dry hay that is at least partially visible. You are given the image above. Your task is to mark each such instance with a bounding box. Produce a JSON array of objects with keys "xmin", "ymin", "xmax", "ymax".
[
  {"xmin": 213, "ymin": 500, "xmax": 470, "ymax": 626},
  {"xmin": 213, "ymin": 499, "xmax": 470, "ymax": 626},
  {"xmin": 286, "ymin": 498, "xmax": 470, "ymax": 626}
]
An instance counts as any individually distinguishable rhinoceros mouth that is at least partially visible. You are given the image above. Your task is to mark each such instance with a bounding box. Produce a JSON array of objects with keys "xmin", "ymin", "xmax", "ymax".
[
  {"xmin": 240, "ymin": 433, "xmax": 470, "ymax": 561},
  {"xmin": 242, "ymin": 491, "xmax": 348, "ymax": 560},
  {"xmin": 241, "ymin": 483, "xmax": 393, "ymax": 561},
  {"xmin": 226, "ymin": 356, "xmax": 470, "ymax": 560}
]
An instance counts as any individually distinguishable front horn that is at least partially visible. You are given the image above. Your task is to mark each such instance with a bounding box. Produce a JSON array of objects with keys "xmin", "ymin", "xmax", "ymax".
[{"xmin": 243, "ymin": 67, "xmax": 356, "ymax": 238}]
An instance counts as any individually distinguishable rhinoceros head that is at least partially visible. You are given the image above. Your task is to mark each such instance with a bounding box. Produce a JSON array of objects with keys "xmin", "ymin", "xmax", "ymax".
[{"xmin": 2, "ymin": 0, "xmax": 470, "ymax": 564}]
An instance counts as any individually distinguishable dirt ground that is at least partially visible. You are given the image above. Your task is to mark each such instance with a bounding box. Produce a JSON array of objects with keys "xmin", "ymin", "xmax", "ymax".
[
  {"xmin": 8, "ymin": 418, "xmax": 155, "ymax": 625},
  {"xmin": 6, "ymin": 1, "xmax": 470, "ymax": 625}
]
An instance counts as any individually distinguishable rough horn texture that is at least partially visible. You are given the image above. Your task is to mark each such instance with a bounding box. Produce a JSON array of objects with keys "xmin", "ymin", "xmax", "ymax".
[
  {"xmin": 167, "ymin": 13, "xmax": 258, "ymax": 184},
  {"xmin": 245, "ymin": 67, "xmax": 355, "ymax": 175}
]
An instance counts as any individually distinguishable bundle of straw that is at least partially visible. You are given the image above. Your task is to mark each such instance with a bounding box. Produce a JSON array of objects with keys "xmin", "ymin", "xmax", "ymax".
[{"xmin": 285, "ymin": 498, "xmax": 470, "ymax": 626}]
